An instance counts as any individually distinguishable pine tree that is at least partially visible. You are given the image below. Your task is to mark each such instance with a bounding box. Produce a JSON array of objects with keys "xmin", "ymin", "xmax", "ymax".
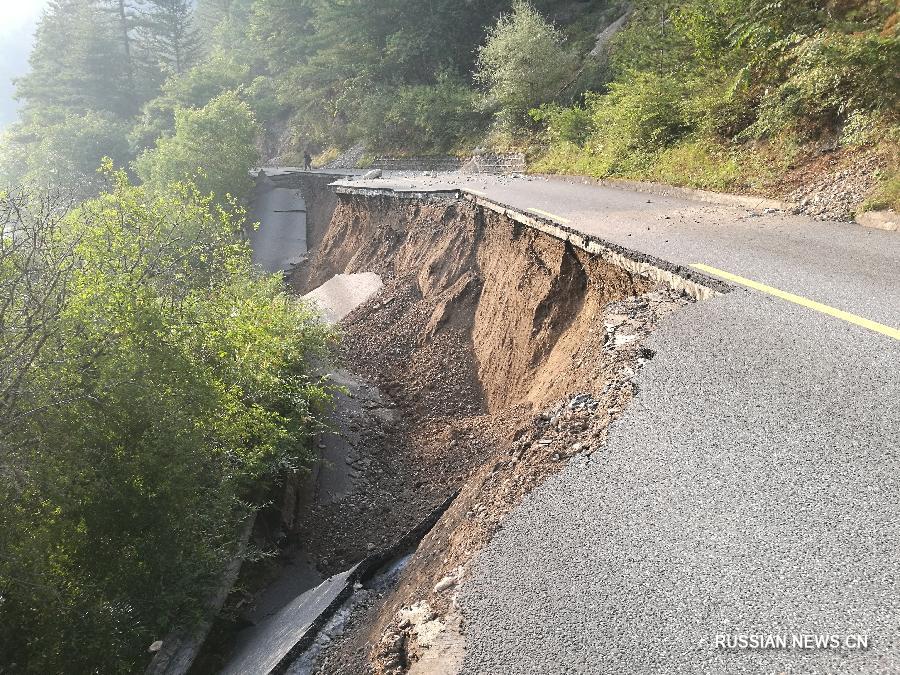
[
  {"xmin": 109, "ymin": 0, "xmax": 137, "ymax": 99},
  {"xmin": 15, "ymin": 0, "xmax": 136, "ymax": 118},
  {"xmin": 195, "ymin": 0, "xmax": 238, "ymax": 41},
  {"xmin": 248, "ymin": 0, "xmax": 315, "ymax": 74},
  {"xmin": 136, "ymin": 0, "xmax": 202, "ymax": 76}
]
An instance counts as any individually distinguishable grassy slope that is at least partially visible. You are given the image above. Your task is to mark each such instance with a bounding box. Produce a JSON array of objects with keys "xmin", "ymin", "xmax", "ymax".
[{"xmin": 527, "ymin": 2, "xmax": 900, "ymax": 214}]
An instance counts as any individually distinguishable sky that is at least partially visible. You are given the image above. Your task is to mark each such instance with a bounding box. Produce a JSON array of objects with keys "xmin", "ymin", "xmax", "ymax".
[{"xmin": 0, "ymin": 0, "xmax": 50, "ymax": 128}]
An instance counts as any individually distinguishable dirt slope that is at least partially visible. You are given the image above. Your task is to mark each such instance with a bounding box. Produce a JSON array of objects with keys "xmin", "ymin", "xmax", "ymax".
[{"xmin": 288, "ymin": 191, "xmax": 690, "ymax": 674}]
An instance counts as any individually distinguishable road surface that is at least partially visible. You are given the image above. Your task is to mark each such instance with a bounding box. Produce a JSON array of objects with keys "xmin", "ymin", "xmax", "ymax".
[
  {"xmin": 249, "ymin": 172, "xmax": 308, "ymax": 273},
  {"xmin": 331, "ymin": 171, "xmax": 900, "ymax": 674}
]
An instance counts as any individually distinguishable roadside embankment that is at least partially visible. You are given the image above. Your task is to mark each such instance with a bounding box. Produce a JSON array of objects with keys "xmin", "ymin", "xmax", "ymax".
[
  {"xmin": 297, "ymin": 173, "xmax": 343, "ymax": 252},
  {"xmin": 272, "ymin": 183, "xmax": 706, "ymax": 673}
]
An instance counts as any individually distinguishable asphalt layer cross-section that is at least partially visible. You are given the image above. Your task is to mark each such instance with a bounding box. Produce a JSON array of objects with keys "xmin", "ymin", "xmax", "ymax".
[{"xmin": 335, "ymin": 171, "xmax": 900, "ymax": 673}]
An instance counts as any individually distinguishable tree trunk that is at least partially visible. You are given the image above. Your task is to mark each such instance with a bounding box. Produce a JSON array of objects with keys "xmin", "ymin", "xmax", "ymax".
[{"xmin": 116, "ymin": 0, "xmax": 137, "ymax": 108}]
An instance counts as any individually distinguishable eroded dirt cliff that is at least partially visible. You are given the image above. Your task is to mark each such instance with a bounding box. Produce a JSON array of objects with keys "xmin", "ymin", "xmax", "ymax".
[{"xmin": 285, "ymin": 191, "xmax": 691, "ymax": 674}]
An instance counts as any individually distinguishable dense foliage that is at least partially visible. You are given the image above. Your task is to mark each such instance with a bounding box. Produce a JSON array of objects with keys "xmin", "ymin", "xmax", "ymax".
[
  {"xmin": 532, "ymin": 0, "xmax": 899, "ymax": 198},
  {"xmin": 134, "ymin": 90, "xmax": 260, "ymax": 203},
  {"xmin": 0, "ymin": 168, "xmax": 333, "ymax": 672},
  {"xmin": 476, "ymin": 0, "xmax": 578, "ymax": 133}
]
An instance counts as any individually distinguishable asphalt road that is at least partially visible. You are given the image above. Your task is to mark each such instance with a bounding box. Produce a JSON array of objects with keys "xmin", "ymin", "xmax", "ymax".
[
  {"xmin": 331, "ymin": 172, "xmax": 900, "ymax": 673},
  {"xmin": 249, "ymin": 173, "xmax": 308, "ymax": 273},
  {"xmin": 220, "ymin": 566, "xmax": 359, "ymax": 675},
  {"xmin": 340, "ymin": 173, "xmax": 899, "ymax": 327}
]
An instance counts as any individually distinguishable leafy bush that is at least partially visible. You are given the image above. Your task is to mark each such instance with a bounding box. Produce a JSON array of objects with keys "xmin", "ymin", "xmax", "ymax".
[
  {"xmin": 0, "ymin": 168, "xmax": 333, "ymax": 673},
  {"xmin": 651, "ymin": 139, "xmax": 741, "ymax": 190},
  {"xmin": 476, "ymin": 0, "xmax": 577, "ymax": 134},
  {"xmin": 355, "ymin": 76, "xmax": 487, "ymax": 152},
  {"xmin": 747, "ymin": 30, "xmax": 900, "ymax": 139},
  {"xmin": 530, "ymin": 141, "xmax": 612, "ymax": 177},
  {"xmin": 862, "ymin": 143, "xmax": 900, "ymax": 212},
  {"xmin": 134, "ymin": 91, "xmax": 260, "ymax": 205},
  {"xmin": 129, "ymin": 51, "xmax": 253, "ymax": 153},
  {"xmin": 247, "ymin": 75, "xmax": 291, "ymax": 127},
  {"xmin": 531, "ymin": 0, "xmax": 899, "ymax": 193},
  {"xmin": 586, "ymin": 72, "xmax": 691, "ymax": 174},
  {"xmin": 0, "ymin": 111, "xmax": 131, "ymax": 195},
  {"xmin": 531, "ymin": 102, "xmax": 596, "ymax": 146}
]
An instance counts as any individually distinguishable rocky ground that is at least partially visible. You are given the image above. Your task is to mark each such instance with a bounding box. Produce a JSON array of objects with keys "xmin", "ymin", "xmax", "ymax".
[
  {"xmin": 323, "ymin": 144, "xmax": 367, "ymax": 170},
  {"xmin": 306, "ymin": 288, "xmax": 689, "ymax": 675},
  {"xmin": 781, "ymin": 147, "xmax": 888, "ymax": 221}
]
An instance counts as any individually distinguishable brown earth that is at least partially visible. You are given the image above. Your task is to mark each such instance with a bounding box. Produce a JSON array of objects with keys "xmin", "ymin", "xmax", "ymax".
[
  {"xmin": 283, "ymin": 191, "xmax": 692, "ymax": 674},
  {"xmin": 778, "ymin": 145, "xmax": 889, "ymax": 221},
  {"xmin": 299, "ymin": 174, "xmax": 342, "ymax": 254}
]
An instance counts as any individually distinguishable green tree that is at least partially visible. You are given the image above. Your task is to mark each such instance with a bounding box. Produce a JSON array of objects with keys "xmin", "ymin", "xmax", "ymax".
[
  {"xmin": 475, "ymin": 0, "xmax": 577, "ymax": 133},
  {"xmin": 195, "ymin": 0, "xmax": 256, "ymax": 65},
  {"xmin": 355, "ymin": 75, "xmax": 485, "ymax": 152},
  {"xmin": 15, "ymin": 0, "xmax": 137, "ymax": 118},
  {"xmin": 136, "ymin": 0, "xmax": 202, "ymax": 76},
  {"xmin": 195, "ymin": 0, "xmax": 238, "ymax": 40},
  {"xmin": 266, "ymin": 0, "xmax": 506, "ymax": 148},
  {"xmin": 0, "ymin": 168, "xmax": 333, "ymax": 673},
  {"xmin": 129, "ymin": 50, "xmax": 253, "ymax": 152},
  {"xmin": 249, "ymin": 0, "xmax": 316, "ymax": 74},
  {"xmin": 0, "ymin": 110, "xmax": 131, "ymax": 195},
  {"xmin": 134, "ymin": 91, "xmax": 260, "ymax": 204}
]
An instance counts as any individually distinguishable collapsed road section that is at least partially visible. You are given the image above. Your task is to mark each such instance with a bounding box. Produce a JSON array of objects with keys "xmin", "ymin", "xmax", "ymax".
[{"xmin": 211, "ymin": 173, "xmax": 724, "ymax": 675}]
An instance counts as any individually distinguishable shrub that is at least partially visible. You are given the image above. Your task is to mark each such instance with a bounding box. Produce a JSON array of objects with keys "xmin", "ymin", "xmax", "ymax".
[
  {"xmin": 355, "ymin": 76, "xmax": 486, "ymax": 153},
  {"xmin": 476, "ymin": 0, "xmax": 577, "ymax": 134},
  {"xmin": 129, "ymin": 52, "xmax": 253, "ymax": 153},
  {"xmin": 746, "ymin": 30, "xmax": 900, "ymax": 139},
  {"xmin": 0, "ymin": 168, "xmax": 333, "ymax": 673},
  {"xmin": 134, "ymin": 91, "xmax": 260, "ymax": 205},
  {"xmin": 584, "ymin": 72, "xmax": 691, "ymax": 174},
  {"xmin": 531, "ymin": 102, "xmax": 596, "ymax": 146},
  {"xmin": 0, "ymin": 111, "xmax": 131, "ymax": 195},
  {"xmin": 862, "ymin": 170, "xmax": 899, "ymax": 212},
  {"xmin": 651, "ymin": 139, "xmax": 741, "ymax": 190}
]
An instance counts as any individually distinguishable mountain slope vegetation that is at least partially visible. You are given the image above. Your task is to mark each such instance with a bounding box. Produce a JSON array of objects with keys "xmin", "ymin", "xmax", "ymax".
[{"xmin": 2, "ymin": 0, "xmax": 896, "ymax": 208}]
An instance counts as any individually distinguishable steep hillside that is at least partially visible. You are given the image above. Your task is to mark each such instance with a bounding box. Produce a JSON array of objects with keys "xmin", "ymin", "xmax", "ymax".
[
  {"xmin": 3, "ymin": 1, "xmax": 895, "ymax": 217},
  {"xmin": 268, "ymin": 187, "xmax": 695, "ymax": 674}
]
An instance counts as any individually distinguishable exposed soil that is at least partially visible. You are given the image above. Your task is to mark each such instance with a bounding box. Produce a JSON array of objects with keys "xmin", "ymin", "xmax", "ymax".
[
  {"xmin": 778, "ymin": 145, "xmax": 889, "ymax": 221},
  {"xmin": 281, "ymin": 191, "xmax": 692, "ymax": 674},
  {"xmin": 298, "ymin": 174, "xmax": 342, "ymax": 253},
  {"xmin": 203, "ymin": 146, "xmax": 884, "ymax": 672}
]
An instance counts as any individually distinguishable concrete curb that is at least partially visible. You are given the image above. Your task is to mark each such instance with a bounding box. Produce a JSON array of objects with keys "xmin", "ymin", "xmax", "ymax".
[
  {"xmin": 260, "ymin": 490, "xmax": 460, "ymax": 675},
  {"xmin": 331, "ymin": 182, "xmax": 731, "ymax": 301},
  {"xmin": 335, "ymin": 185, "xmax": 462, "ymax": 201},
  {"xmin": 466, "ymin": 193, "xmax": 728, "ymax": 301},
  {"xmin": 855, "ymin": 210, "xmax": 899, "ymax": 232}
]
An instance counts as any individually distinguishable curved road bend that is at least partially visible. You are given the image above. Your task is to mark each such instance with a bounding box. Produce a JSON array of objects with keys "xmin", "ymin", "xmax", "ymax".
[{"xmin": 335, "ymin": 172, "xmax": 900, "ymax": 674}]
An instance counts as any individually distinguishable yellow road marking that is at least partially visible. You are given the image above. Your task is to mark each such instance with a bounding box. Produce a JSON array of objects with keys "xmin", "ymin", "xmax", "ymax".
[
  {"xmin": 691, "ymin": 263, "xmax": 900, "ymax": 341},
  {"xmin": 528, "ymin": 208, "xmax": 571, "ymax": 224}
]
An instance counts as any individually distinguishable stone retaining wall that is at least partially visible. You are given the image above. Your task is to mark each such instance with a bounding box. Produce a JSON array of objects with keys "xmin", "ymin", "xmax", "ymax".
[
  {"xmin": 372, "ymin": 153, "xmax": 527, "ymax": 175},
  {"xmin": 461, "ymin": 152, "xmax": 527, "ymax": 174}
]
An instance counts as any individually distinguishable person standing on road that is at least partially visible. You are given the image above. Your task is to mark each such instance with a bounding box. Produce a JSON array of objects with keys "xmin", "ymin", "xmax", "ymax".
[{"xmin": 303, "ymin": 151, "xmax": 312, "ymax": 171}]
